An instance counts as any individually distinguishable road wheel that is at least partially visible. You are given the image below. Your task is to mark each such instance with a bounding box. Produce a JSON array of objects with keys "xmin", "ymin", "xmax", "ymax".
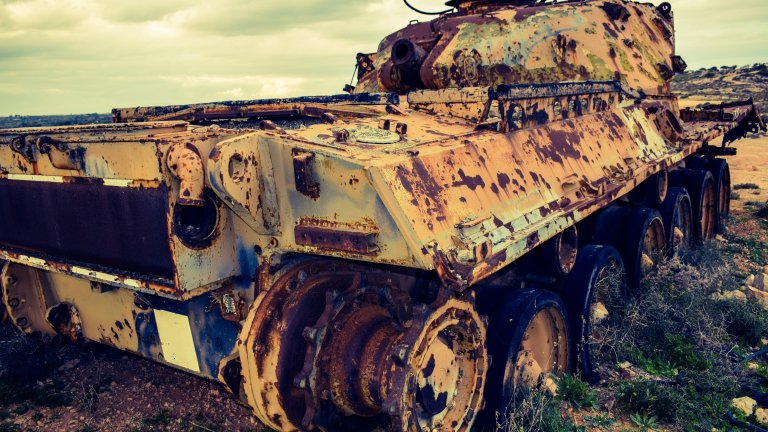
[
  {"xmin": 670, "ymin": 169, "xmax": 716, "ymax": 243},
  {"xmin": 239, "ymin": 259, "xmax": 487, "ymax": 432},
  {"xmin": 707, "ymin": 159, "xmax": 731, "ymax": 233},
  {"xmin": 0, "ymin": 260, "xmax": 7, "ymax": 326},
  {"xmin": 628, "ymin": 169, "xmax": 669, "ymax": 206},
  {"xmin": 560, "ymin": 245, "xmax": 627, "ymax": 383},
  {"xmin": 594, "ymin": 207, "xmax": 666, "ymax": 292},
  {"xmin": 686, "ymin": 157, "xmax": 730, "ymax": 233},
  {"xmin": 475, "ymin": 289, "xmax": 570, "ymax": 430},
  {"xmin": 659, "ymin": 187, "xmax": 693, "ymax": 258}
]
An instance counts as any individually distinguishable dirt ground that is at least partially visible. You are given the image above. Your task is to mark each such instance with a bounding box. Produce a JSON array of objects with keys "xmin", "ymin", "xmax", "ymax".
[
  {"xmin": 0, "ymin": 326, "xmax": 263, "ymax": 432},
  {"xmin": 727, "ymin": 134, "xmax": 768, "ymax": 209}
]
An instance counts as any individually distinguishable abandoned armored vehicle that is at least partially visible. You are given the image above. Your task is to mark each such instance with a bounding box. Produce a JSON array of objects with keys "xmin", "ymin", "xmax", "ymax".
[{"xmin": 0, "ymin": 0, "xmax": 764, "ymax": 430}]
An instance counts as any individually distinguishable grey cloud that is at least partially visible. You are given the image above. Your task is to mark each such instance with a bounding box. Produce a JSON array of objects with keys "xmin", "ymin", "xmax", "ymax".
[
  {"xmin": 0, "ymin": 0, "xmax": 89, "ymax": 30},
  {"xmin": 175, "ymin": 1, "xmax": 374, "ymax": 36},
  {"xmin": 669, "ymin": 0, "xmax": 768, "ymax": 69},
  {"xmin": 95, "ymin": 0, "xmax": 192, "ymax": 23},
  {"xmin": 0, "ymin": 0, "xmax": 766, "ymax": 116}
]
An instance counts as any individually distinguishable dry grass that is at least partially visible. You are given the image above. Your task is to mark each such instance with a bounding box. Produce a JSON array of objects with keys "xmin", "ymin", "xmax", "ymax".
[
  {"xmin": 735, "ymin": 183, "xmax": 761, "ymax": 190},
  {"xmin": 499, "ymin": 235, "xmax": 768, "ymax": 431}
]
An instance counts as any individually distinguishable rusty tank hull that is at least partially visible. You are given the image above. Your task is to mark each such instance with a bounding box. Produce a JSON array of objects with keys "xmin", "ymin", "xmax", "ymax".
[{"xmin": 0, "ymin": 0, "xmax": 765, "ymax": 431}]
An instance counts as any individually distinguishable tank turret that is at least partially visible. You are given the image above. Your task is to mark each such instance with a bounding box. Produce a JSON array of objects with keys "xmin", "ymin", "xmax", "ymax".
[{"xmin": 356, "ymin": 0, "xmax": 685, "ymax": 96}]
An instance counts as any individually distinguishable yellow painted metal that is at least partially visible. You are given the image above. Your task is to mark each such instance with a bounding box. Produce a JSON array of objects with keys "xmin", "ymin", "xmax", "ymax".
[{"xmin": 357, "ymin": 0, "xmax": 676, "ymax": 96}]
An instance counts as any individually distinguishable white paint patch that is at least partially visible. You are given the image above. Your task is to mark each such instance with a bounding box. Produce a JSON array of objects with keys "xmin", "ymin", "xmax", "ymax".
[
  {"xmin": 6, "ymin": 173, "xmax": 65, "ymax": 183},
  {"xmin": 3, "ymin": 173, "xmax": 135, "ymax": 188},
  {"xmin": 153, "ymin": 309, "xmax": 201, "ymax": 373},
  {"xmin": 102, "ymin": 178, "xmax": 133, "ymax": 187}
]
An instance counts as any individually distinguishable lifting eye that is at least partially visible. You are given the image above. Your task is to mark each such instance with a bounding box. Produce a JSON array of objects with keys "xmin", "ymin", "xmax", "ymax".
[{"xmin": 173, "ymin": 192, "xmax": 220, "ymax": 249}]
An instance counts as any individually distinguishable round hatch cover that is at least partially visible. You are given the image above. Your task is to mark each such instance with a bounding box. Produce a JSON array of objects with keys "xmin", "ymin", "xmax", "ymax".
[{"xmin": 350, "ymin": 125, "xmax": 401, "ymax": 144}]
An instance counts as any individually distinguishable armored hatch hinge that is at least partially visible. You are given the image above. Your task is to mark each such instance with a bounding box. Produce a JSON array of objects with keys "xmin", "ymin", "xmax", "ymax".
[
  {"xmin": 562, "ymin": 176, "xmax": 604, "ymax": 198},
  {"xmin": 37, "ymin": 136, "xmax": 88, "ymax": 170},
  {"xmin": 579, "ymin": 178, "xmax": 605, "ymax": 197},
  {"xmin": 10, "ymin": 135, "xmax": 88, "ymax": 170},
  {"xmin": 428, "ymin": 241, "xmax": 469, "ymax": 292},
  {"xmin": 292, "ymin": 149, "xmax": 320, "ymax": 199},
  {"xmin": 451, "ymin": 213, "xmax": 513, "ymax": 266},
  {"xmin": 10, "ymin": 135, "xmax": 37, "ymax": 163},
  {"xmin": 604, "ymin": 164, "xmax": 634, "ymax": 183}
]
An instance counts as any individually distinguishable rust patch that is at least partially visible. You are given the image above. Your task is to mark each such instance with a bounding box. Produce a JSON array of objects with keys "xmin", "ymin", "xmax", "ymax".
[{"xmin": 452, "ymin": 169, "xmax": 486, "ymax": 190}]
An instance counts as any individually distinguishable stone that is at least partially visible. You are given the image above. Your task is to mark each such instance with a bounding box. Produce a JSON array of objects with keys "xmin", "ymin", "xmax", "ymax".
[
  {"xmin": 746, "ymin": 286, "xmax": 768, "ymax": 309},
  {"xmin": 755, "ymin": 273, "xmax": 768, "ymax": 291},
  {"xmin": 732, "ymin": 396, "xmax": 757, "ymax": 416},
  {"xmin": 592, "ymin": 301, "xmax": 609, "ymax": 322},
  {"xmin": 543, "ymin": 376, "xmax": 559, "ymax": 396},
  {"xmin": 745, "ymin": 275, "xmax": 757, "ymax": 286},
  {"xmin": 710, "ymin": 290, "xmax": 747, "ymax": 302},
  {"xmin": 56, "ymin": 358, "xmax": 80, "ymax": 372},
  {"xmin": 756, "ymin": 408, "xmax": 768, "ymax": 425},
  {"xmin": 617, "ymin": 362, "xmax": 638, "ymax": 379}
]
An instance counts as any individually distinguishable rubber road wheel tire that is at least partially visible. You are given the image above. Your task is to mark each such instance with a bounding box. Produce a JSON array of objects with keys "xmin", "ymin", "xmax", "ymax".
[
  {"xmin": 628, "ymin": 170, "xmax": 668, "ymax": 206},
  {"xmin": 707, "ymin": 158, "xmax": 731, "ymax": 233},
  {"xmin": 594, "ymin": 207, "xmax": 665, "ymax": 292},
  {"xmin": 475, "ymin": 289, "xmax": 570, "ymax": 431},
  {"xmin": 670, "ymin": 169, "xmax": 716, "ymax": 244},
  {"xmin": 560, "ymin": 245, "xmax": 626, "ymax": 383},
  {"xmin": 590, "ymin": 205, "xmax": 632, "ymax": 246},
  {"xmin": 659, "ymin": 187, "xmax": 693, "ymax": 258}
]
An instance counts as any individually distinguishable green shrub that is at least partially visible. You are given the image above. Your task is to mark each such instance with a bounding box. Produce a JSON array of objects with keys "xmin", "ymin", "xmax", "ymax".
[
  {"xmin": 587, "ymin": 248, "xmax": 756, "ymax": 431},
  {"xmin": 716, "ymin": 298, "xmax": 768, "ymax": 346},
  {"xmin": 756, "ymin": 202, "xmax": 768, "ymax": 219},
  {"xmin": 734, "ymin": 183, "xmax": 760, "ymax": 190},
  {"xmin": 630, "ymin": 412, "xmax": 660, "ymax": 431},
  {"xmin": 557, "ymin": 375, "xmax": 597, "ymax": 410},
  {"xmin": 583, "ymin": 413, "xmax": 615, "ymax": 429}
]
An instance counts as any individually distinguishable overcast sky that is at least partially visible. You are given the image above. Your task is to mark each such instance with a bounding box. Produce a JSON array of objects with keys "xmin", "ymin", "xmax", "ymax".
[{"xmin": 0, "ymin": 0, "xmax": 766, "ymax": 116}]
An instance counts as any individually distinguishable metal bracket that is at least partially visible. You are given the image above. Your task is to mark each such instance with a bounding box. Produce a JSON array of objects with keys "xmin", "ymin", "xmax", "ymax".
[{"xmin": 292, "ymin": 149, "xmax": 319, "ymax": 199}]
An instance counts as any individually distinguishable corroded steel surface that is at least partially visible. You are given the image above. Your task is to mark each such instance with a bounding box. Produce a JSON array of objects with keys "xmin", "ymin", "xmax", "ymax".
[
  {"xmin": 0, "ymin": 0, "xmax": 765, "ymax": 431},
  {"xmin": 239, "ymin": 258, "xmax": 486, "ymax": 431},
  {"xmin": 356, "ymin": 0, "xmax": 678, "ymax": 96},
  {"xmin": 0, "ymin": 122, "xmax": 246, "ymax": 299}
]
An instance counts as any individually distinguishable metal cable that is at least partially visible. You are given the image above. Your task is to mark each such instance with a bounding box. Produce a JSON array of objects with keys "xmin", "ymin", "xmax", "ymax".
[{"xmin": 403, "ymin": 0, "xmax": 453, "ymax": 15}]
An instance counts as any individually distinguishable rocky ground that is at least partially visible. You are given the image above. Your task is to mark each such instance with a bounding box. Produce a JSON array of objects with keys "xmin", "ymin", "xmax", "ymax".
[
  {"xmin": 0, "ymin": 114, "xmax": 111, "ymax": 129},
  {"xmin": 673, "ymin": 63, "xmax": 768, "ymax": 124},
  {"xmin": 0, "ymin": 326, "xmax": 262, "ymax": 432}
]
